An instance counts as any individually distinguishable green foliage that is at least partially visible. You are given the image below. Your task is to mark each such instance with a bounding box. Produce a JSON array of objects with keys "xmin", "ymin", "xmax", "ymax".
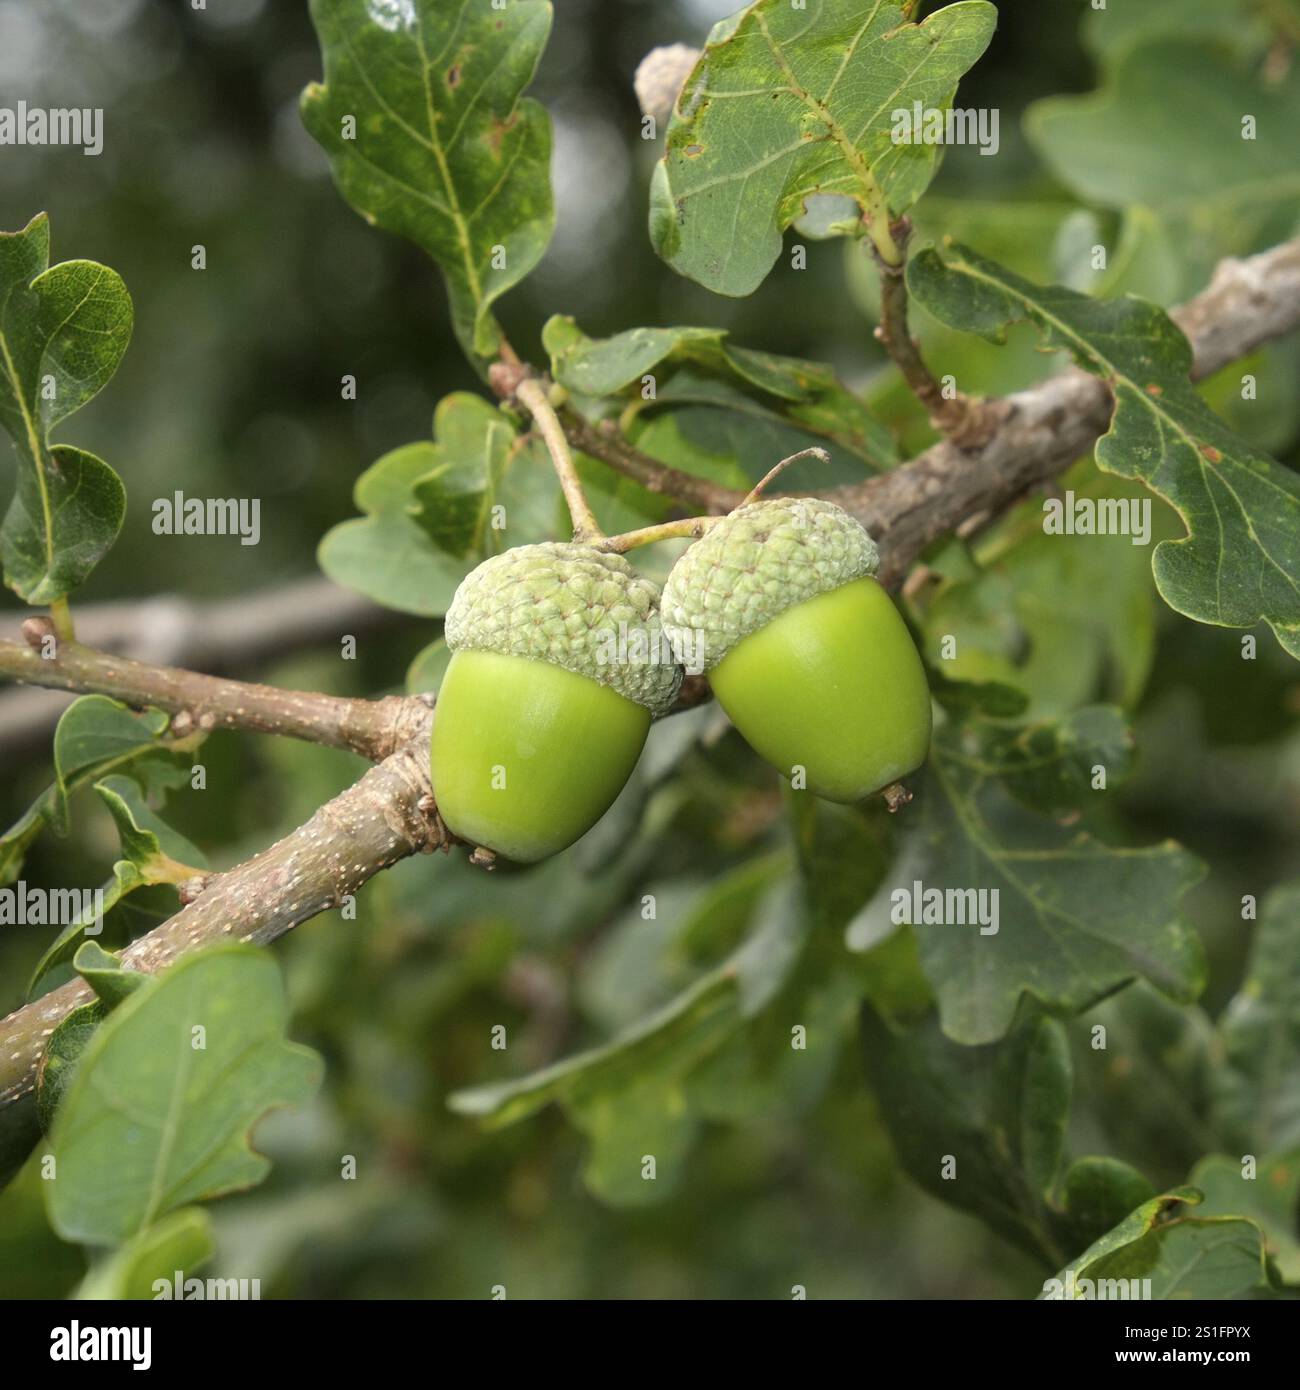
[
  {"xmin": 628, "ymin": 402, "xmax": 851, "ymax": 497},
  {"xmin": 1071, "ymin": 982, "xmax": 1219, "ymax": 1186},
  {"xmin": 649, "ymin": 0, "xmax": 996, "ymax": 293},
  {"xmin": 74, "ymin": 1207, "xmax": 214, "ymax": 1301},
  {"xmin": 405, "ymin": 635, "xmax": 450, "ymax": 695},
  {"xmin": 27, "ymin": 778, "xmax": 206, "ymax": 996},
  {"xmin": 1082, "ymin": 0, "xmax": 1273, "ymax": 61},
  {"xmin": 74, "ymin": 940, "xmax": 151, "ymax": 1007},
  {"xmin": 1042, "ymin": 1188, "xmax": 1272, "ymax": 1299},
  {"xmin": 45, "ymin": 946, "xmax": 320, "ymax": 1245},
  {"xmin": 910, "ymin": 242, "xmax": 1300, "ymax": 657},
  {"xmin": 861, "ymin": 1001, "xmax": 1168, "ymax": 1265},
  {"xmin": 0, "ymin": 214, "xmax": 130, "ymax": 604},
  {"xmin": 919, "ymin": 471, "xmax": 1157, "ymax": 719},
  {"xmin": 302, "ymin": 0, "xmax": 555, "ymax": 366},
  {"xmin": 448, "ymin": 858, "xmax": 796, "ymax": 1204},
  {"xmin": 1027, "ymin": 42, "xmax": 1300, "ymax": 296},
  {"xmin": 1, "ymin": 695, "xmax": 195, "ymax": 886},
  {"xmin": 861, "ymin": 1005, "xmax": 1071, "ymax": 1261},
  {"xmin": 544, "ymin": 315, "xmax": 897, "ymax": 471},
  {"xmin": 1190, "ymin": 1154, "xmax": 1300, "ymax": 1285},
  {"xmin": 450, "ymin": 795, "xmax": 896, "ymax": 1207},
  {"xmin": 1213, "ymin": 883, "xmax": 1300, "ymax": 1156},
  {"xmin": 36, "ymin": 1003, "xmax": 106, "ymax": 1134},
  {"xmin": 318, "ymin": 393, "xmax": 560, "ymax": 615},
  {"xmin": 850, "ymin": 705, "xmax": 1205, "ymax": 1044},
  {"xmin": 35, "ymin": 943, "xmax": 148, "ymax": 1130}
]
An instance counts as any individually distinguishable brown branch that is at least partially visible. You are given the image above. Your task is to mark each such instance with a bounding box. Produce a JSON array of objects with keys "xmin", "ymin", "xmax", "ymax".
[
  {"xmin": 872, "ymin": 218, "xmax": 996, "ymax": 445},
  {"xmin": 1166, "ymin": 238, "xmax": 1300, "ymax": 378},
  {"xmin": 0, "ymin": 725, "xmax": 443, "ymax": 1108},
  {"xmin": 846, "ymin": 236, "xmax": 1300, "ymax": 587},
  {"xmin": 0, "ymin": 577, "xmax": 408, "ymax": 759},
  {"xmin": 0, "ymin": 632, "xmax": 429, "ymax": 763},
  {"xmin": 561, "ymin": 410, "xmax": 743, "ymax": 514}
]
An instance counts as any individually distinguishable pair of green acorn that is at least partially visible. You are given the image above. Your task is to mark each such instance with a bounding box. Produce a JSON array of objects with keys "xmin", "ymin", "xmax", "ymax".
[{"xmin": 430, "ymin": 497, "xmax": 932, "ymax": 863}]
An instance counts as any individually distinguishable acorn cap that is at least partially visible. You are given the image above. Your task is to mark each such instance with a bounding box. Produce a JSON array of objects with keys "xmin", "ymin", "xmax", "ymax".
[
  {"xmin": 444, "ymin": 542, "xmax": 682, "ymax": 717},
  {"xmin": 660, "ymin": 498, "xmax": 879, "ymax": 671}
]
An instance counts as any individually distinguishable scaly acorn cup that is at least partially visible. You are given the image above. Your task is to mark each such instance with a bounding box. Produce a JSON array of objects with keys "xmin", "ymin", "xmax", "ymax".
[
  {"xmin": 661, "ymin": 498, "xmax": 931, "ymax": 802},
  {"xmin": 431, "ymin": 543, "xmax": 681, "ymax": 863}
]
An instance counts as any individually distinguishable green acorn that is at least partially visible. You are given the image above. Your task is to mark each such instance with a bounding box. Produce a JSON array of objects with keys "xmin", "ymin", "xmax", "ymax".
[
  {"xmin": 430, "ymin": 543, "xmax": 681, "ymax": 863},
  {"xmin": 660, "ymin": 498, "xmax": 931, "ymax": 802}
]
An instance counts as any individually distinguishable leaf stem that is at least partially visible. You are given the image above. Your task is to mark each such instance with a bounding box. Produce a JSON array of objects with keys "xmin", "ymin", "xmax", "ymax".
[
  {"xmin": 863, "ymin": 193, "xmax": 903, "ymax": 268},
  {"xmin": 739, "ymin": 447, "xmax": 830, "ymax": 507},
  {"xmin": 872, "ymin": 220, "xmax": 994, "ymax": 445},
  {"xmin": 594, "ymin": 446, "xmax": 832, "ymax": 552},
  {"xmin": 593, "ymin": 515, "xmax": 724, "ymax": 554},
  {"xmin": 48, "ymin": 598, "xmax": 75, "ymax": 643}
]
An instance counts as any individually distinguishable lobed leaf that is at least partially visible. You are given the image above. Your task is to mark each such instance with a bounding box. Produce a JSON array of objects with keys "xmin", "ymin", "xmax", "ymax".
[
  {"xmin": 849, "ymin": 706, "xmax": 1206, "ymax": 1044},
  {"xmin": 909, "ymin": 242, "xmax": 1300, "ymax": 657},
  {"xmin": 301, "ymin": 0, "xmax": 554, "ymax": 365},
  {"xmin": 1027, "ymin": 42, "xmax": 1300, "ymax": 292},
  {"xmin": 45, "ymin": 945, "xmax": 321, "ymax": 1246},
  {"xmin": 0, "ymin": 695, "xmax": 194, "ymax": 885},
  {"xmin": 649, "ymin": 0, "xmax": 996, "ymax": 296},
  {"xmin": 1041, "ymin": 1187, "xmax": 1271, "ymax": 1299}
]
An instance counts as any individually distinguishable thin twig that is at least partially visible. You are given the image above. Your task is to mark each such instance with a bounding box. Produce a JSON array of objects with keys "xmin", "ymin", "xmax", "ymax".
[
  {"xmin": 872, "ymin": 218, "xmax": 995, "ymax": 446},
  {"xmin": 560, "ymin": 410, "xmax": 743, "ymax": 515},
  {"xmin": 740, "ymin": 447, "xmax": 830, "ymax": 507},
  {"xmin": 0, "ymin": 577, "xmax": 408, "ymax": 759},
  {"xmin": 514, "ymin": 378, "xmax": 604, "ymax": 541},
  {"xmin": 593, "ymin": 514, "xmax": 723, "ymax": 554},
  {"xmin": 0, "ymin": 635, "xmax": 428, "ymax": 762}
]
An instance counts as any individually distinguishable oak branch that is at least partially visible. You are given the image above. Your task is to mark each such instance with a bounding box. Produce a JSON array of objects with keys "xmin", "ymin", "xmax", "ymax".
[{"xmin": 1, "ymin": 236, "xmax": 1299, "ymax": 1110}]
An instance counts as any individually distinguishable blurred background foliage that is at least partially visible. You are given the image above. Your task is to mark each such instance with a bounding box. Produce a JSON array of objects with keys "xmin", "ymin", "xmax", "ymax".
[{"xmin": 1, "ymin": 0, "xmax": 1299, "ymax": 1298}]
